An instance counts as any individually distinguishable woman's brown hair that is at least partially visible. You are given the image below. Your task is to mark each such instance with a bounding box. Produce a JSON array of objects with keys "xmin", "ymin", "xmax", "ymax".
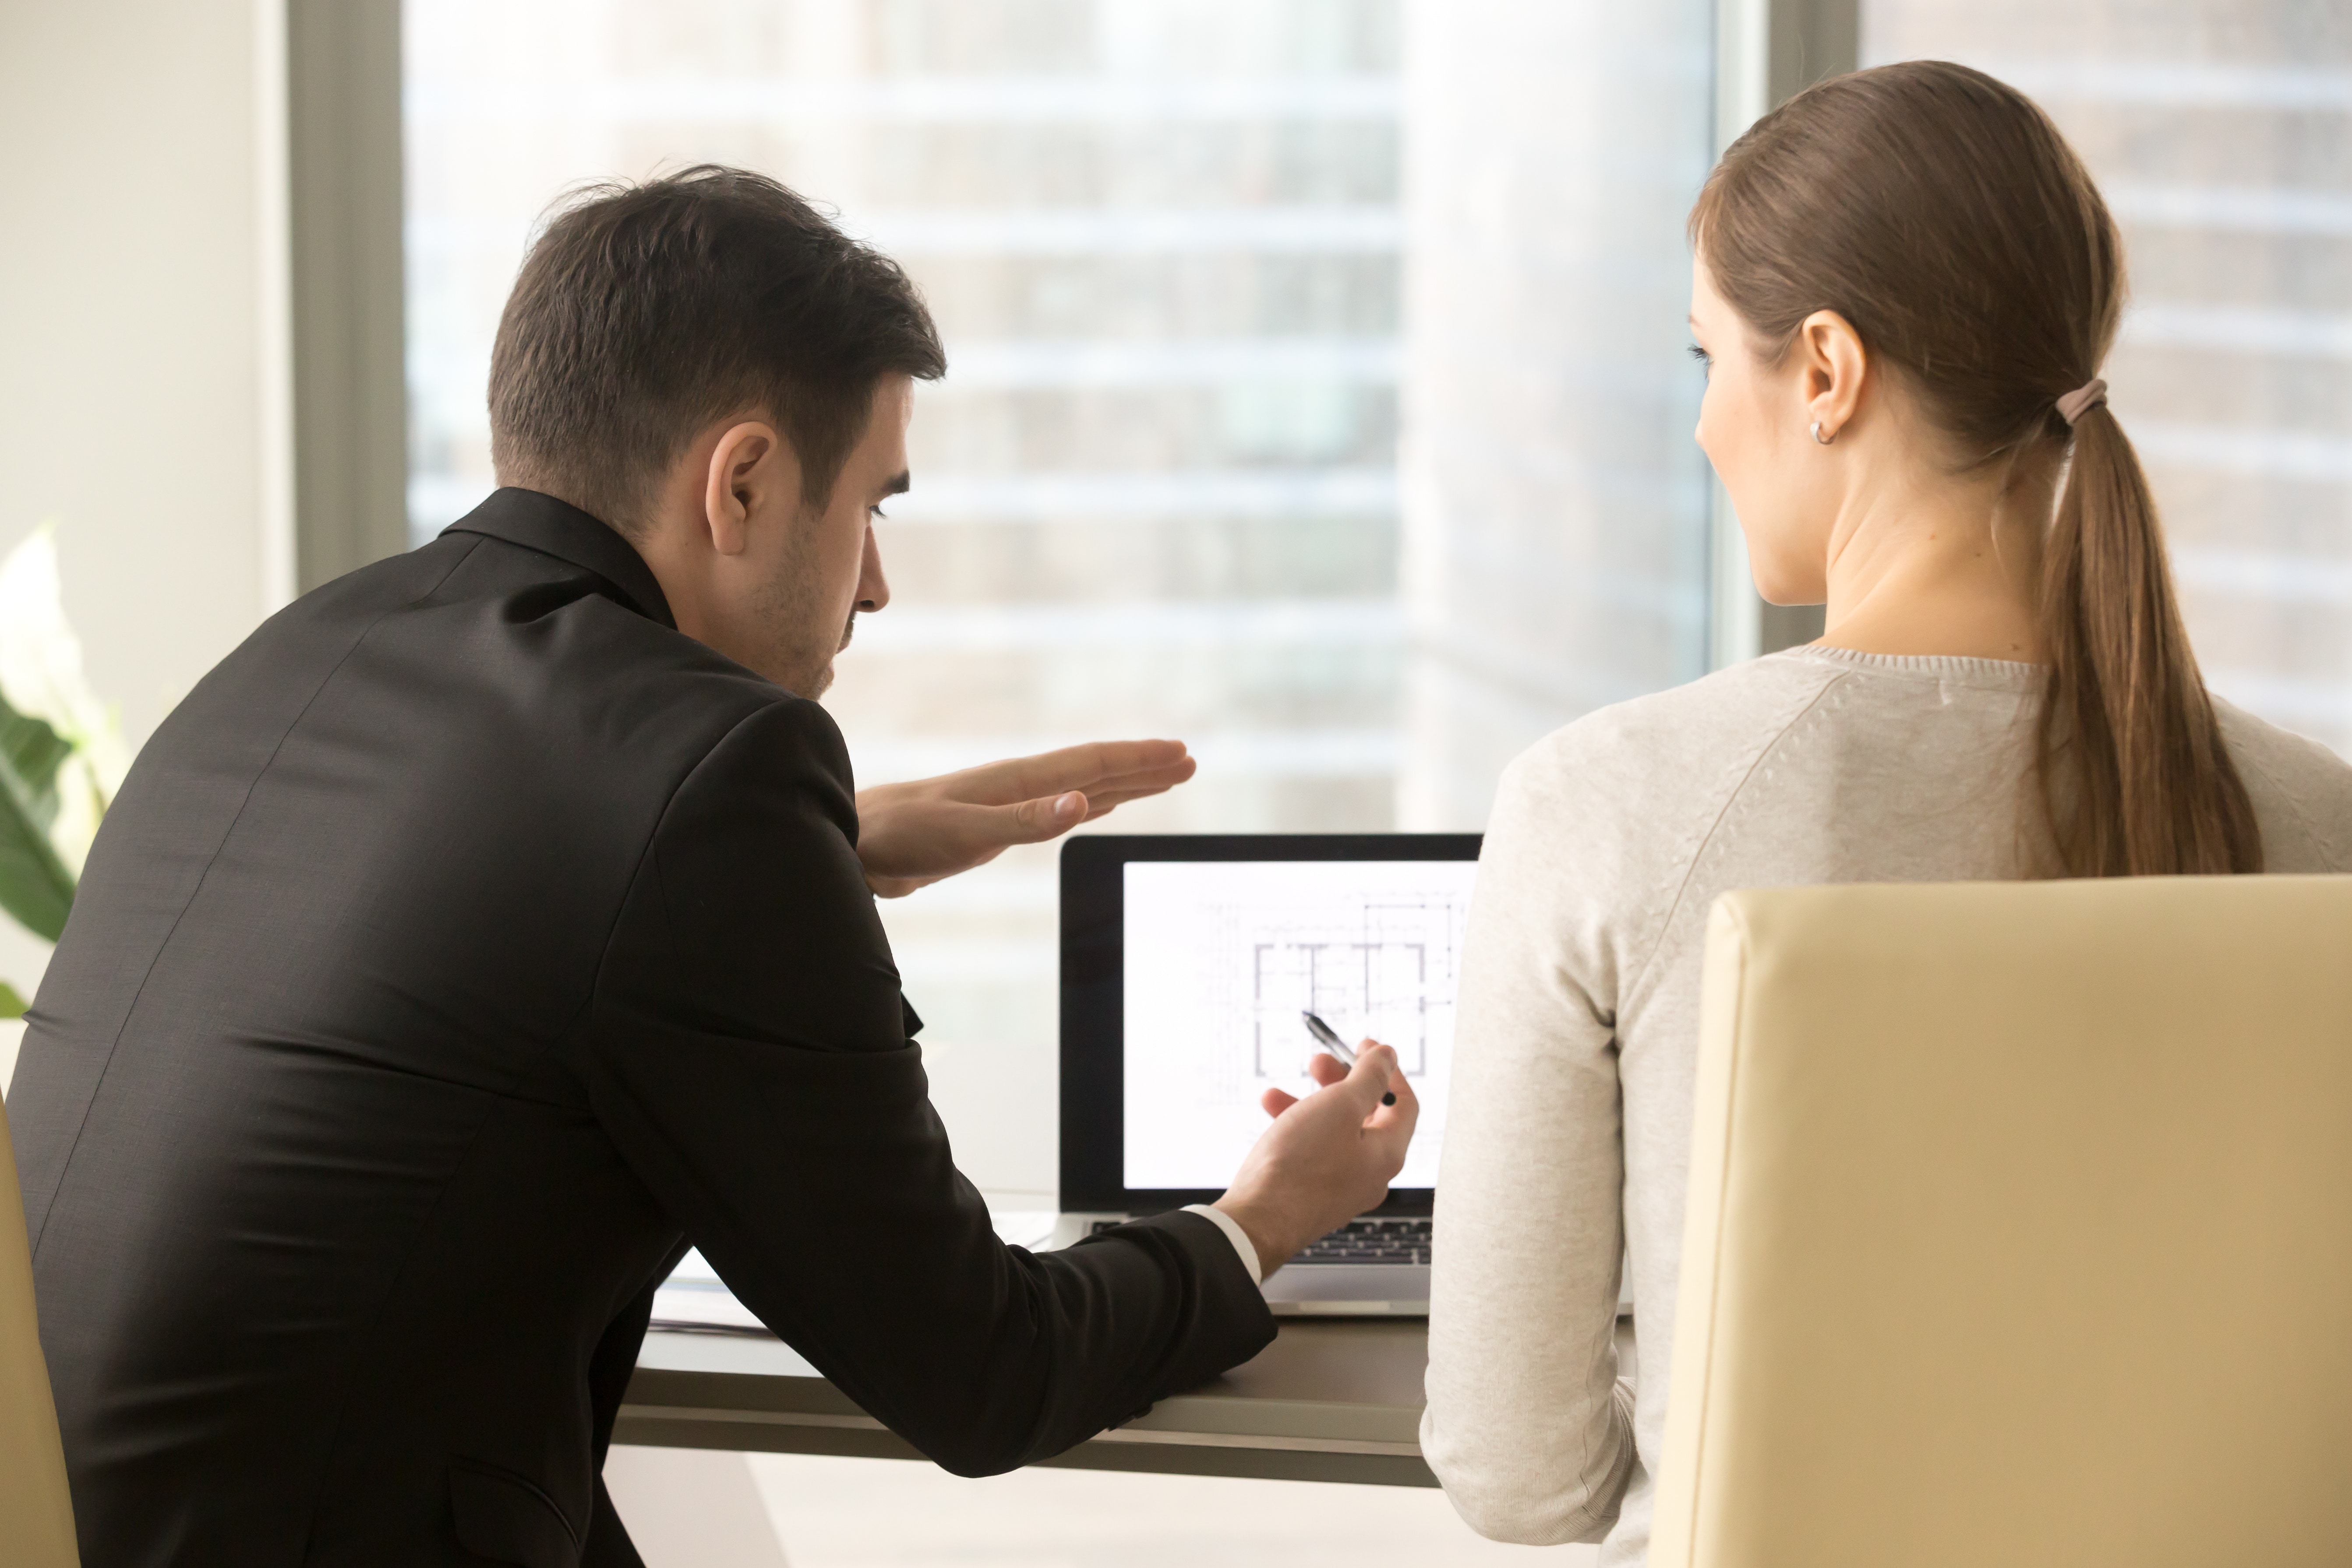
[{"xmin": 1690, "ymin": 60, "xmax": 2260, "ymax": 876}]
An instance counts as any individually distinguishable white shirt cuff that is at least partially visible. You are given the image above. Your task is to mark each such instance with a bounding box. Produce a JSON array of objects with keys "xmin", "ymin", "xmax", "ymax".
[{"xmin": 1181, "ymin": 1203, "xmax": 1263, "ymax": 1286}]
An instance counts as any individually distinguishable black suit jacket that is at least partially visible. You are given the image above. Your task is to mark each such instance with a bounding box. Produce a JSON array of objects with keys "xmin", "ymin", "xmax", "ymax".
[{"xmin": 9, "ymin": 489, "xmax": 1274, "ymax": 1568}]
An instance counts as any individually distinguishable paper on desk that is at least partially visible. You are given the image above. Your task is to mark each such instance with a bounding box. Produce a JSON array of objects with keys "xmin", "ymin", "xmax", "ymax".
[{"xmin": 650, "ymin": 1208, "xmax": 1062, "ymax": 1335}]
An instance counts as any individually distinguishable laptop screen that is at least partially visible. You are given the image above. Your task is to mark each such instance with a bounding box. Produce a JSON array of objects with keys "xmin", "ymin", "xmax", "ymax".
[{"xmin": 1118, "ymin": 857, "xmax": 1476, "ymax": 1192}]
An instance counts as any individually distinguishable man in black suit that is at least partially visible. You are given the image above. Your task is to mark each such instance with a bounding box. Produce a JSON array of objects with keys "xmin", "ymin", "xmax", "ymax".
[{"xmin": 9, "ymin": 166, "xmax": 1415, "ymax": 1567}]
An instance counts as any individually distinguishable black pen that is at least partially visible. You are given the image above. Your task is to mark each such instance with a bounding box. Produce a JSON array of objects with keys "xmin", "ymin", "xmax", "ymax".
[{"xmin": 1301, "ymin": 1010, "xmax": 1397, "ymax": 1106}]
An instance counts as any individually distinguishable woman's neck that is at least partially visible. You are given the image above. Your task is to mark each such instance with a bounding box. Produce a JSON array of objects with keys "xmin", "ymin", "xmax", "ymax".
[{"xmin": 1814, "ymin": 454, "xmax": 2052, "ymax": 665}]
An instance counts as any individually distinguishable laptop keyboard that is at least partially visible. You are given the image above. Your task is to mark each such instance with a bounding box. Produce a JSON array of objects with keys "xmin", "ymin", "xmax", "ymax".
[
  {"xmin": 1086, "ymin": 1222, "xmax": 1430, "ymax": 1269},
  {"xmin": 1290, "ymin": 1217, "xmax": 1432, "ymax": 1266},
  {"xmin": 1093, "ymin": 1215, "xmax": 1432, "ymax": 1266}
]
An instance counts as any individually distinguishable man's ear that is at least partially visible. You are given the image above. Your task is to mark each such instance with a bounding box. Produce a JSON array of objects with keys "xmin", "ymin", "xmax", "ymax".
[{"xmin": 701, "ymin": 420, "xmax": 795, "ymax": 557}]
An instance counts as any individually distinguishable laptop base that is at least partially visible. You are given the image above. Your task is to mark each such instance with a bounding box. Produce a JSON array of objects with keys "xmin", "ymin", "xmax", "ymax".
[
  {"xmin": 1265, "ymin": 1263, "xmax": 1430, "ymax": 1317},
  {"xmin": 1052, "ymin": 1214, "xmax": 1431, "ymax": 1318}
]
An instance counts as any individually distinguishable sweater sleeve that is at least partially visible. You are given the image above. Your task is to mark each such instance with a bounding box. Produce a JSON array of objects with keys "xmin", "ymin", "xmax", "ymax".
[{"xmin": 1422, "ymin": 745, "xmax": 1639, "ymax": 1544}]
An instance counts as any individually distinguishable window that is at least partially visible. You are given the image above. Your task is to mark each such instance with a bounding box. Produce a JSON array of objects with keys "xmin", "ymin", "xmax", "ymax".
[
  {"xmin": 1395, "ymin": 2, "xmax": 1716, "ymax": 827},
  {"xmin": 1865, "ymin": 2, "xmax": 2352, "ymax": 756},
  {"xmin": 403, "ymin": 0, "xmax": 1720, "ymax": 1201}
]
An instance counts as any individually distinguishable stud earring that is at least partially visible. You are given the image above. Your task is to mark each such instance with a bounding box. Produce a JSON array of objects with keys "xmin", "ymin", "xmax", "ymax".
[{"xmin": 1811, "ymin": 420, "xmax": 1835, "ymax": 445}]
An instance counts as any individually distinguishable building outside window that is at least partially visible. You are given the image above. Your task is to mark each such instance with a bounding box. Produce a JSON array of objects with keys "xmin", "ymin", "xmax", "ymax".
[{"xmin": 403, "ymin": 0, "xmax": 1718, "ymax": 1208}]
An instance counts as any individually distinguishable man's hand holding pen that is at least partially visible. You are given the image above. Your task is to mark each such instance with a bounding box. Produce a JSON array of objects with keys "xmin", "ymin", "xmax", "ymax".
[
  {"xmin": 1211, "ymin": 1038, "xmax": 1419, "ymax": 1279},
  {"xmin": 852, "ymin": 737, "xmax": 1426, "ymax": 1281}
]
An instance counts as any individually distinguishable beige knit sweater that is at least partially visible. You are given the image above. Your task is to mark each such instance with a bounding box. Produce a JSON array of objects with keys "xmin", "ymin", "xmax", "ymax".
[{"xmin": 1421, "ymin": 646, "xmax": 2352, "ymax": 1564}]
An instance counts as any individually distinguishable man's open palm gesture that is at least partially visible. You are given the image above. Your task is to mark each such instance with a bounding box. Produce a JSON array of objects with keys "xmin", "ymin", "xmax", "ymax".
[{"xmin": 854, "ymin": 738, "xmax": 1198, "ymax": 897}]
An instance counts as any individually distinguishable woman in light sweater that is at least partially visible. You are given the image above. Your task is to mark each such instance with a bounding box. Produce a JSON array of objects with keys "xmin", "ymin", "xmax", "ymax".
[{"xmin": 1420, "ymin": 60, "xmax": 2352, "ymax": 1564}]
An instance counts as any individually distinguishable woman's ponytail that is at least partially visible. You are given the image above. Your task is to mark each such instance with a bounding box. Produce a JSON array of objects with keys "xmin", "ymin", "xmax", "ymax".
[
  {"xmin": 1694, "ymin": 61, "xmax": 2263, "ymax": 878},
  {"xmin": 2036, "ymin": 402, "xmax": 2260, "ymax": 875}
]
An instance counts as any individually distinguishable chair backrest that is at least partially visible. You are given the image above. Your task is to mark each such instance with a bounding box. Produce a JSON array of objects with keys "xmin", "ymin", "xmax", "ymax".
[
  {"xmin": 1651, "ymin": 876, "xmax": 2352, "ymax": 1568},
  {"xmin": 0, "ymin": 1093, "xmax": 78, "ymax": 1567}
]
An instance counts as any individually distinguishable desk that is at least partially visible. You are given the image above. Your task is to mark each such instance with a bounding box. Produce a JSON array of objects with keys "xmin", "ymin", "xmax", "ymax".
[{"xmin": 619, "ymin": 1319, "xmax": 1437, "ymax": 1487}]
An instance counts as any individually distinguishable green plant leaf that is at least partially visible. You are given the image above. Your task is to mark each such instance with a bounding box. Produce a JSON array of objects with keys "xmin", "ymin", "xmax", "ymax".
[
  {"xmin": 0, "ymin": 692, "xmax": 74, "ymax": 942},
  {"xmin": 0, "ymin": 981, "xmax": 24, "ymax": 1020},
  {"xmin": 0, "ymin": 693, "xmax": 69, "ymax": 831}
]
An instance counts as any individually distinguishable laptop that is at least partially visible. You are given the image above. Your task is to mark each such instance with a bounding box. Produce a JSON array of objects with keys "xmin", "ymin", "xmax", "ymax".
[{"xmin": 1052, "ymin": 833, "xmax": 1481, "ymax": 1316}]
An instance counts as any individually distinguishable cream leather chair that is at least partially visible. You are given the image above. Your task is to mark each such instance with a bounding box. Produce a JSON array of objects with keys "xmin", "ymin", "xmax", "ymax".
[
  {"xmin": 1652, "ymin": 876, "xmax": 2352, "ymax": 1568},
  {"xmin": 0, "ymin": 1095, "xmax": 78, "ymax": 1567}
]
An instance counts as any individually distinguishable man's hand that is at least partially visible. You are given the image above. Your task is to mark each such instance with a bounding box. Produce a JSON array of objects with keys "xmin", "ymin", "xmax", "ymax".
[
  {"xmin": 854, "ymin": 739, "xmax": 1197, "ymax": 898},
  {"xmin": 1213, "ymin": 1042, "xmax": 1419, "ymax": 1278}
]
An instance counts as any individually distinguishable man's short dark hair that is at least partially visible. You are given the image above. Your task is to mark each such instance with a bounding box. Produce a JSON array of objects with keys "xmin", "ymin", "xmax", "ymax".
[{"xmin": 488, "ymin": 165, "xmax": 946, "ymax": 536}]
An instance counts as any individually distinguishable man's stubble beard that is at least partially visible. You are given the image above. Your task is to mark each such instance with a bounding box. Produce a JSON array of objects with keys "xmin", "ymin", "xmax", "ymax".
[
  {"xmin": 751, "ymin": 522, "xmax": 858, "ymax": 699},
  {"xmin": 798, "ymin": 613, "xmax": 858, "ymax": 700}
]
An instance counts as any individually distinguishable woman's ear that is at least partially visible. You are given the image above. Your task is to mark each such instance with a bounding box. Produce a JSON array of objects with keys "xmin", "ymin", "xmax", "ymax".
[
  {"xmin": 1797, "ymin": 310, "xmax": 1869, "ymax": 443},
  {"xmin": 700, "ymin": 421, "xmax": 790, "ymax": 556}
]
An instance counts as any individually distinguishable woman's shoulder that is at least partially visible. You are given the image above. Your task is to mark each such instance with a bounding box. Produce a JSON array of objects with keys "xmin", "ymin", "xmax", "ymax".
[
  {"xmin": 1502, "ymin": 651, "xmax": 1847, "ymax": 807},
  {"xmin": 1484, "ymin": 653, "xmax": 1853, "ymax": 900},
  {"xmin": 1469, "ymin": 655, "xmax": 1859, "ymax": 984},
  {"xmin": 2213, "ymin": 698, "xmax": 2352, "ymax": 872}
]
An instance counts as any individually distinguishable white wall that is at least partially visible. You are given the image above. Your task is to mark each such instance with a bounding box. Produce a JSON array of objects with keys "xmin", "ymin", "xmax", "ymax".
[{"xmin": 0, "ymin": 0, "xmax": 288, "ymax": 1017}]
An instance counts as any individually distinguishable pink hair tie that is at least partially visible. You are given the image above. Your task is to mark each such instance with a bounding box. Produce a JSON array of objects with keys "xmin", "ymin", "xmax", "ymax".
[{"xmin": 2056, "ymin": 378, "xmax": 2108, "ymax": 427}]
